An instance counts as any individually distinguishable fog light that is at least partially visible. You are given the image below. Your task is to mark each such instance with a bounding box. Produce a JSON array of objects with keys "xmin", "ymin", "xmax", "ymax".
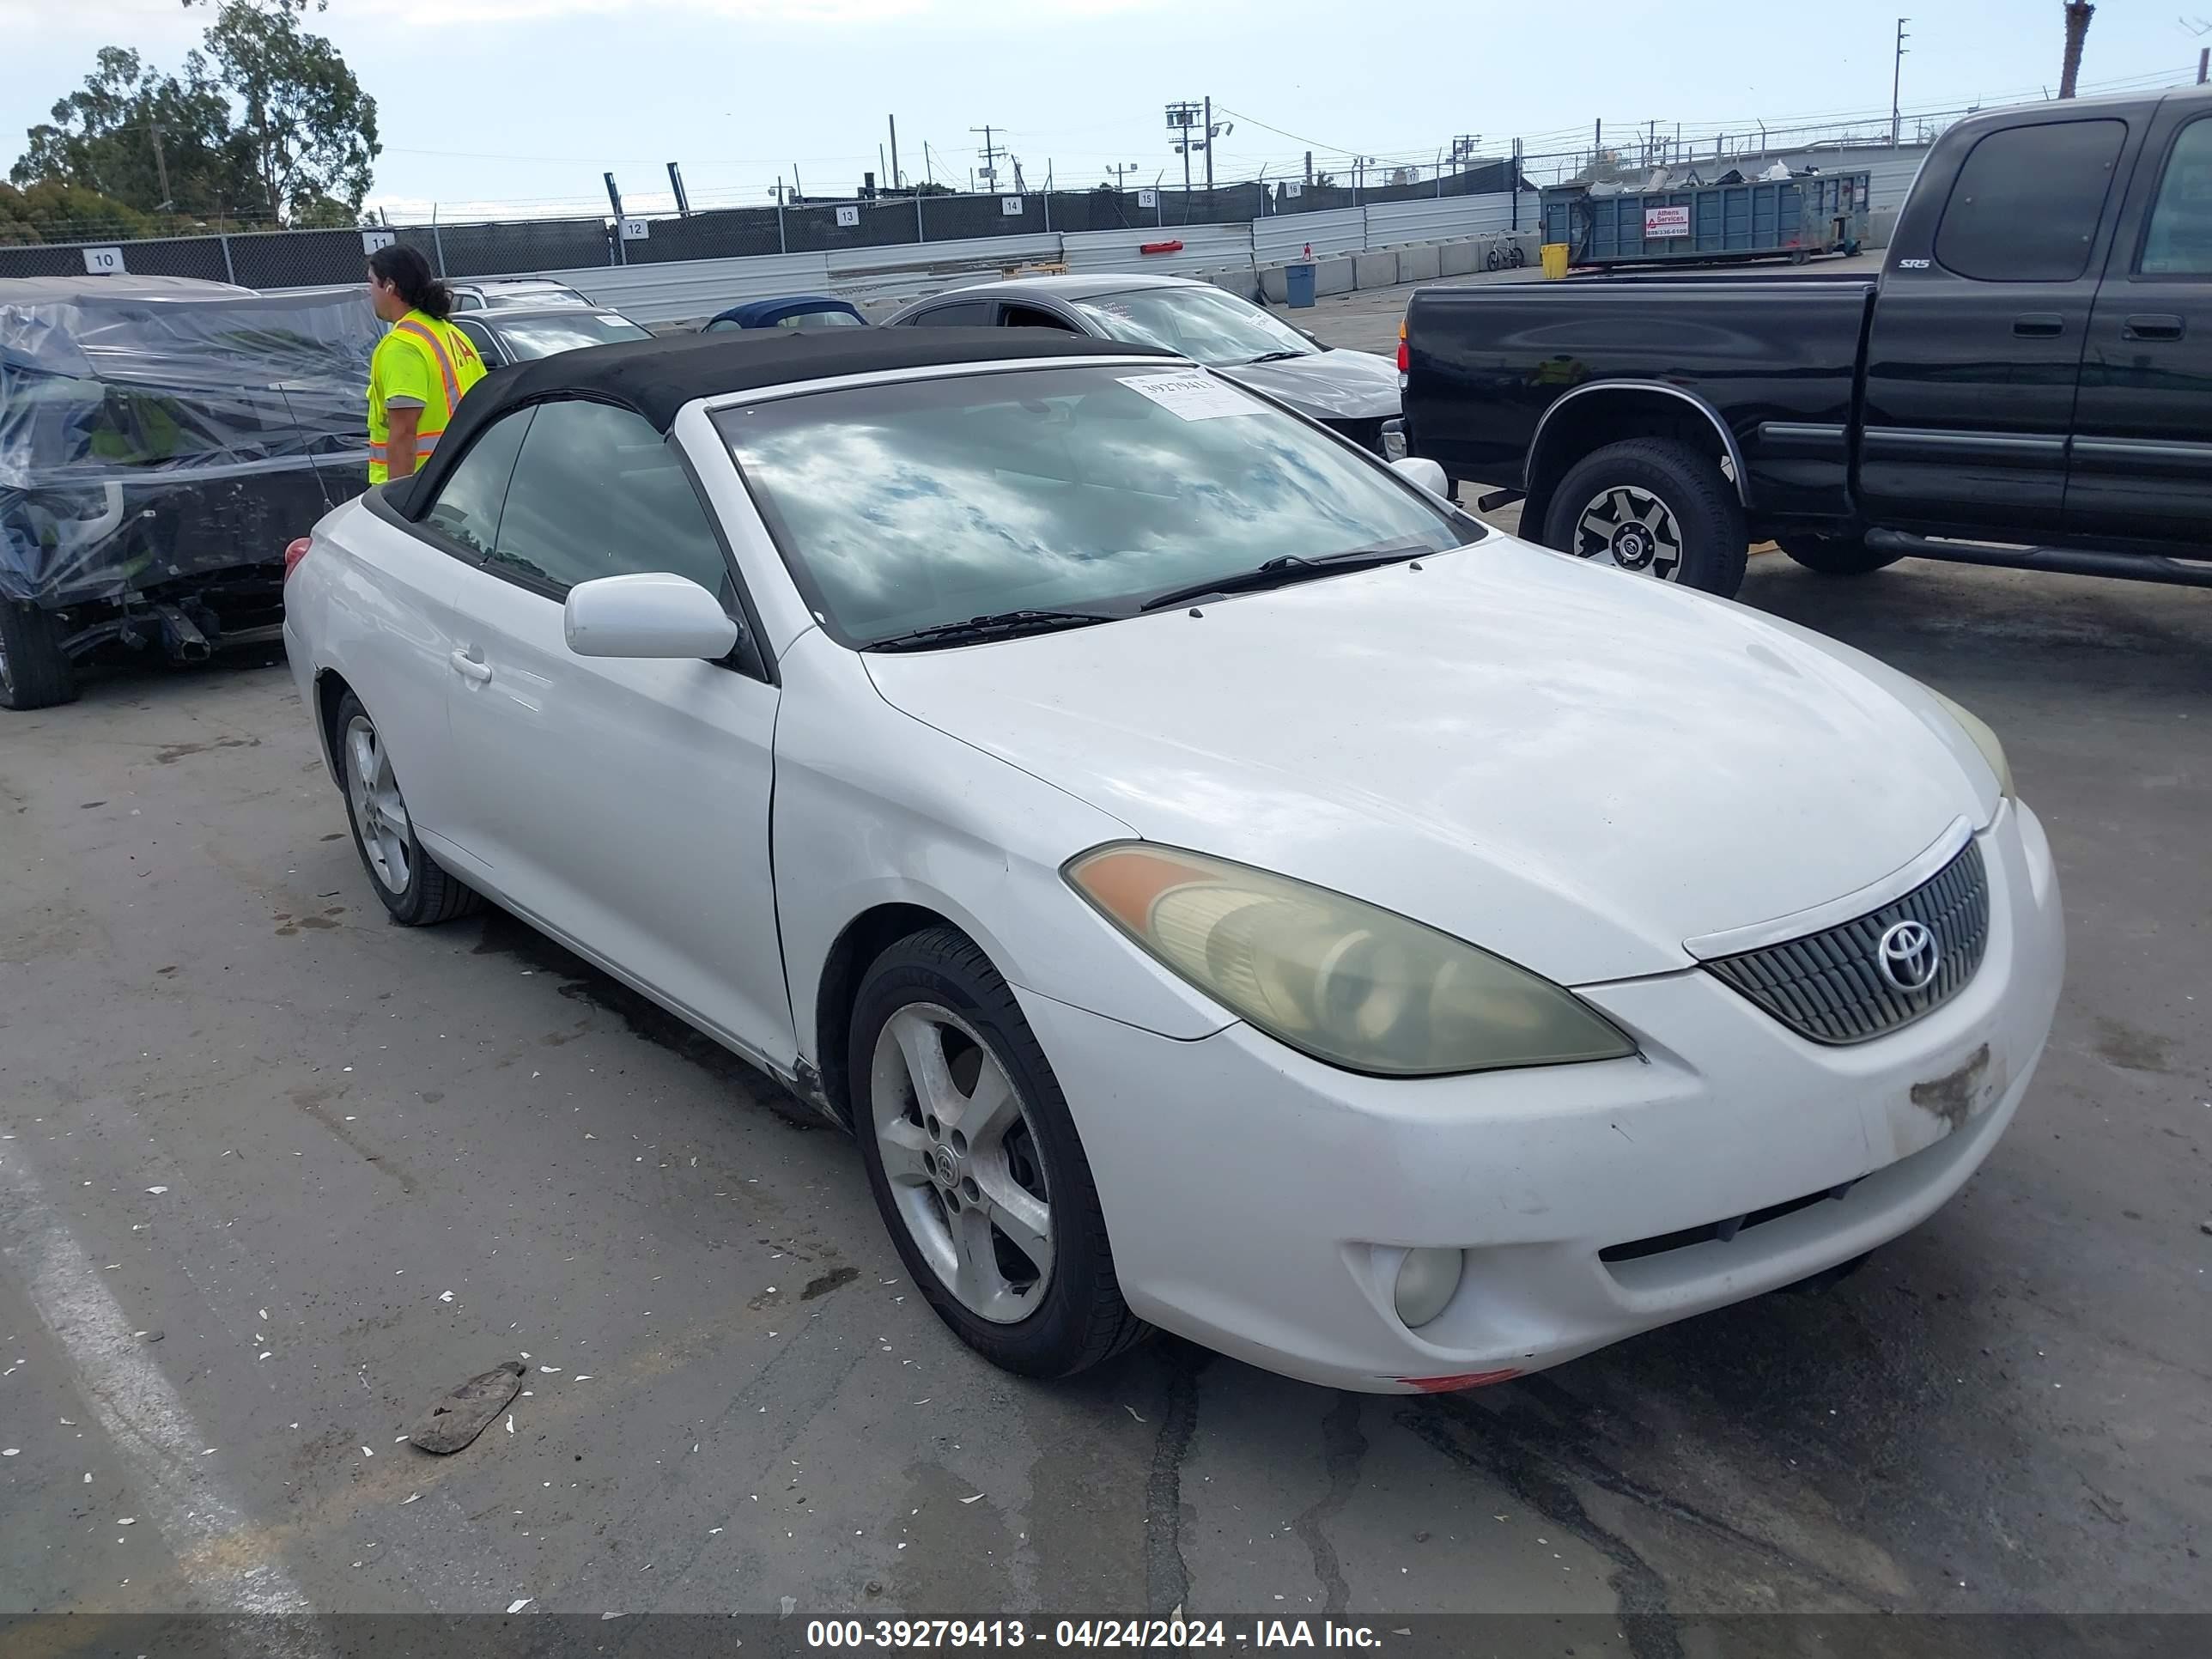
[{"xmin": 1392, "ymin": 1247, "xmax": 1464, "ymax": 1330}]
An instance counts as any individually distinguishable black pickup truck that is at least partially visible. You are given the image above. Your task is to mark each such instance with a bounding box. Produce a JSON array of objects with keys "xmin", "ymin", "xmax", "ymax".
[{"xmin": 1401, "ymin": 85, "xmax": 2212, "ymax": 595}]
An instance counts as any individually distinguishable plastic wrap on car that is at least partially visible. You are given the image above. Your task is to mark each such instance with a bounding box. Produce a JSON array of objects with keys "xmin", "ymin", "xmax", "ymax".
[{"xmin": 0, "ymin": 279, "xmax": 380, "ymax": 606}]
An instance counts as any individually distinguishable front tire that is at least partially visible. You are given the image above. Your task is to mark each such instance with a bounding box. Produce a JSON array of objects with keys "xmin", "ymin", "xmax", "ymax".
[
  {"xmin": 1541, "ymin": 438, "xmax": 1749, "ymax": 596},
  {"xmin": 1777, "ymin": 533, "xmax": 1901, "ymax": 577},
  {"xmin": 850, "ymin": 926, "xmax": 1147, "ymax": 1379},
  {"xmin": 333, "ymin": 691, "xmax": 482, "ymax": 926},
  {"xmin": 0, "ymin": 601, "xmax": 78, "ymax": 712}
]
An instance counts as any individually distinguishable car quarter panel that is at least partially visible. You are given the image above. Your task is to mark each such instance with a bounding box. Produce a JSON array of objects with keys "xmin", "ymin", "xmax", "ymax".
[
  {"xmin": 1402, "ymin": 279, "xmax": 1873, "ymax": 518},
  {"xmin": 769, "ymin": 628, "xmax": 1238, "ymax": 1068}
]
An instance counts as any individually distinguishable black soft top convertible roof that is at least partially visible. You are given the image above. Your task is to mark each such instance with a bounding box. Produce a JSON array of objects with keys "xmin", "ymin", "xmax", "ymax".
[{"xmin": 399, "ymin": 325, "xmax": 1176, "ymax": 516}]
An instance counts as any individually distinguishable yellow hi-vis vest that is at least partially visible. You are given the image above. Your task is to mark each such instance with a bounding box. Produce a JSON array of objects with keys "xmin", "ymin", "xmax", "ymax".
[{"xmin": 368, "ymin": 310, "xmax": 485, "ymax": 483}]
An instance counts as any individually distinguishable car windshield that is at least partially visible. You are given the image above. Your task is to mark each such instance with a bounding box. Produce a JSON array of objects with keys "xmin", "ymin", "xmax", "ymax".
[
  {"xmin": 1067, "ymin": 287, "xmax": 1319, "ymax": 367},
  {"xmin": 714, "ymin": 362, "xmax": 1474, "ymax": 648},
  {"xmin": 775, "ymin": 309, "xmax": 865, "ymax": 328},
  {"xmin": 492, "ymin": 313, "xmax": 652, "ymax": 360}
]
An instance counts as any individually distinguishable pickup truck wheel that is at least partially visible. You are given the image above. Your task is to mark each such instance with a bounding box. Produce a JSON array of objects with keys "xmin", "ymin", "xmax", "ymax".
[
  {"xmin": 1777, "ymin": 534, "xmax": 1902, "ymax": 577},
  {"xmin": 0, "ymin": 601, "xmax": 79, "ymax": 712},
  {"xmin": 1543, "ymin": 440, "xmax": 1748, "ymax": 596}
]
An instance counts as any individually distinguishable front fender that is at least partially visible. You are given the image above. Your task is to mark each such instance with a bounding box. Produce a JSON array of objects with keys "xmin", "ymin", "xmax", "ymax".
[{"xmin": 770, "ymin": 630, "xmax": 1234, "ymax": 1075}]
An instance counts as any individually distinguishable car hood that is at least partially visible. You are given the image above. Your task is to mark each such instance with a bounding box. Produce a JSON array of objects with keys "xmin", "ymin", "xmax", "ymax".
[
  {"xmin": 1215, "ymin": 348, "xmax": 1401, "ymax": 421},
  {"xmin": 861, "ymin": 536, "xmax": 1997, "ymax": 987}
]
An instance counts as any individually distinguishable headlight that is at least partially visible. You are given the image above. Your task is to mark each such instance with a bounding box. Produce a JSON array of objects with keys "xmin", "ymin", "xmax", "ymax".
[
  {"xmin": 1064, "ymin": 844, "xmax": 1636, "ymax": 1077},
  {"xmin": 1929, "ymin": 690, "xmax": 2014, "ymax": 799}
]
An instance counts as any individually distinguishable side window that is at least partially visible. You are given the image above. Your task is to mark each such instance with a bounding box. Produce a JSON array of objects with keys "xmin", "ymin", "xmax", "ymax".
[
  {"xmin": 702, "ymin": 318, "xmax": 739, "ymax": 332},
  {"xmin": 1001, "ymin": 304, "xmax": 1078, "ymax": 331},
  {"xmin": 422, "ymin": 407, "xmax": 532, "ymax": 556},
  {"xmin": 1935, "ymin": 118, "xmax": 2125, "ymax": 282},
  {"xmin": 909, "ymin": 301, "xmax": 993, "ymax": 325},
  {"xmin": 452, "ymin": 319, "xmax": 501, "ymax": 368},
  {"xmin": 2140, "ymin": 118, "xmax": 2212, "ymax": 276},
  {"xmin": 489, "ymin": 399, "xmax": 732, "ymax": 598}
]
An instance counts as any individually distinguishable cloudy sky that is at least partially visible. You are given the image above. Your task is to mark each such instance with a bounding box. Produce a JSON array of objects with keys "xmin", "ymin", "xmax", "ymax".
[{"xmin": 5, "ymin": 0, "xmax": 2207, "ymax": 220}]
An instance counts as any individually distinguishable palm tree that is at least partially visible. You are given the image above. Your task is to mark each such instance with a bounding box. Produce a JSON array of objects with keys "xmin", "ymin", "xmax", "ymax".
[{"xmin": 2057, "ymin": 1, "xmax": 2096, "ymax": 98}]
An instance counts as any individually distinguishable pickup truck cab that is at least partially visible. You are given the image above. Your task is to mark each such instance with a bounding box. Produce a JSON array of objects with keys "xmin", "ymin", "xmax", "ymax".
[{"xmin": 1402, "ymin": 85, "xmax": 2212, "ymax": 594}]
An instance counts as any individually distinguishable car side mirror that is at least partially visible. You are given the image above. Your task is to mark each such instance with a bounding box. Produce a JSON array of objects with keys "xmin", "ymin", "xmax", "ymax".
[
  {"xmin": 564, "ymin": 572, "xmax": 739, "ymax": 660},
  {"xmin": 1390, "ymin": 456, "xmax": 1451, "ymax": 498}
]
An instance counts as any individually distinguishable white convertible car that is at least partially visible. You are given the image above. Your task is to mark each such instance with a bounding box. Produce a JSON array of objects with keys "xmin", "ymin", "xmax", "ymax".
[{"xmin": 283, "ymin": 329, "xmax": 2064, "ymax": 1393}]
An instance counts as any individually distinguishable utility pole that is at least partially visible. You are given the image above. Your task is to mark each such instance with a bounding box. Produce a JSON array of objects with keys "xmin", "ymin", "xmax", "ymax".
[
  {"xmin": 971, "ymin": 125, "xmax": 1004, "ymax": 191},
  {"xmin": 924, "ymin": 141, "xmax": 936, "ymax": 185},
  {"xmin": 1105, "ymin": 162, "xmax": 1139, "ymax": 191},
  {"xmin": 1203, "ymin": 95, "xmax": 1214, "ymax": 191},
  {"xmin": 2058, "ymin": 2, "xmax": 2094, "ymax": 99},
  {"xmin": 1892, "ymin": 18, "xmax": 1910, "ymax": 143},
  {"xmin": 665, "ymin": 161, "xmax": 690, "ymax": 216},
  {"xmin": 148, "ymin": 121, "xmax": 173, "ymax": 211},
  {"xmin": 2200, "ymin": 46, "xmax": 2209, "ymax": 83},
  {"xmin": 1304, "ymin": 149, "xmax": 1312, "ymax": 185},
  {"xmin": 1165, "ymin": 101, "xmax": 1201, "ymax": 196},
  {"xmin": 888, "ymin": 114, "xmax": 901, "ymax": 190}
]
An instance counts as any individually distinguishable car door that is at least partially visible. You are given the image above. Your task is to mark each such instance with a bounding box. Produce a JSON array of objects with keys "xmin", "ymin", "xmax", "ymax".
[
  {"xmin": 1857, "ymin": 115, "xmax": 2135, "ymax": 536},
  {"xmin": 437, "ymin": 397, "xmax": 791, "ymax": 1066},
  {"xmin": 338, "ymin": 409, "xmax": 532, "ymax": 848},
  {"xmin": 2066, "ymin": 104, "xmax": 2212, "ymax": 545}
]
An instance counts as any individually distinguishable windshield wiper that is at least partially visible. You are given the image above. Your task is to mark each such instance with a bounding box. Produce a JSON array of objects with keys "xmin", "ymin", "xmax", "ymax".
[
  {"xmin": 866, "ymin": 609, "xmax": 1121, "ymax": 652},
  {"xmin": 1243, "ymin": 349, "xmax": 1310, "ymax": 364},
  {"xmin": 1138, "ymin": 540, "xmax": 1434, "ymax": 612}
]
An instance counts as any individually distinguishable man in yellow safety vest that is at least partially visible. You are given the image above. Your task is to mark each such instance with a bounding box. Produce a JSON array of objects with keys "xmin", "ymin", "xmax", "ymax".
[{"xmin": 365, "ymin": 244, "xmax": 485, "ymax": 485}]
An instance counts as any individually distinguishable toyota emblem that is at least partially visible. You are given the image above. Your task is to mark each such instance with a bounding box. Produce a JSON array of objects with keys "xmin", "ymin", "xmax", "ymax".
[{"xmin": 1876, "ymin": 920, "xmax": 1942, "ymax": 994}]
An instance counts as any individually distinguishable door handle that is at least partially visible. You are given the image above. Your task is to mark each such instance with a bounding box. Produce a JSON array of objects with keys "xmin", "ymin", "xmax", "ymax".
[
  {"xmin": 2122, "ymin": 313, "xmax": 2185, "ymax": 342},
  {"xmin": 449, "ymin": 648, "xmax": 493, "ymax": 684},
  {"xmin": 2011, "ymin": 313, "xmax": 2064, "ymax": 338}
]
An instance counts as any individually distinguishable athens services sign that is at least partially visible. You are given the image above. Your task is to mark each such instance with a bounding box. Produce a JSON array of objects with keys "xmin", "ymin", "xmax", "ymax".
[{"xmin": 1644, "ymin": 204, "xmax": 1691, "ymax": 239}]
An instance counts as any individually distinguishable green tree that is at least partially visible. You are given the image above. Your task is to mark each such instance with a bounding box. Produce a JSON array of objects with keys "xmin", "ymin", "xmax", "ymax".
[
  {"xmin": 11, "ymin": 47, "xmax": 259, "ymax": 222},
  {"xmin": 0, "ymin": 179, "xmax": 156, "ymax": 245},
  {"xmin": 203, "ymin": 1, "xmax": 379, "ymax": 223}
]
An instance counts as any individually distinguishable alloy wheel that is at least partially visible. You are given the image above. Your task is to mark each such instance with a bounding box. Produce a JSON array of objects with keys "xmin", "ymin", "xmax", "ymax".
[
  {"xmin": 869, "ymin": 1002, "xmax": 1053, "ymax": 1324},
  {"xmin": 344, "ymin": 714, "xmax": 412, "ymax": 893},
  {"xmin": 1573, "ymin": 486, "xmax": 1686, "ymax": 580}
]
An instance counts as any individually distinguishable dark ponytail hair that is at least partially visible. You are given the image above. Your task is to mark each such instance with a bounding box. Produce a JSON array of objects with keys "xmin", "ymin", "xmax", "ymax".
[{"xmin": 368, "ymin": 243, "xmax": 454, "ymax": 320}]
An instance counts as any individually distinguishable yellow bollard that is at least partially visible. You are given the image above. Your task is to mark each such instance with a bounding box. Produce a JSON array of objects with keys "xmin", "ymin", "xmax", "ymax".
[{"xmin": 1540, "ymin": 242, "xmax": 1571, "ymax": 281}]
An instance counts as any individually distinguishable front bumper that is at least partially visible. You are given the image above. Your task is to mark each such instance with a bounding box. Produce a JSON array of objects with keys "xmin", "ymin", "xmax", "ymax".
[{"xmin": 1020, "ymin": 801, "xmax": 2063, "ymax": 1393}]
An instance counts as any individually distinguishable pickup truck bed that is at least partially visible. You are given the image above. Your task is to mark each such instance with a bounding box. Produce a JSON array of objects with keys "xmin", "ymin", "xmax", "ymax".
[{"xmin": 1402, "ymin": 83, "xmax": 2212, "ymax": 596}]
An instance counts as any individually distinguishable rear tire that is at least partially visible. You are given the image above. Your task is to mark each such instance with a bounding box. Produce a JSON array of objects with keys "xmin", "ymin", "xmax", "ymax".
[
  {"xmin": 1777, "ymin": 533, "xmax": 1902, "ymax": 577},
  {"xmin": 333, "ymin": 691, "xmax": 483, "ymax": 926},
  {"xmin": 0, "ymin": 601, "xmax": 78, "ymax": 712},
  {"xmin": 1541, "ymin": 438, "xmax": 1748, "ymax": 597},
  {"xmin": 850, "ymin": 926, "xmax": 1148, "ymax": 1379}
]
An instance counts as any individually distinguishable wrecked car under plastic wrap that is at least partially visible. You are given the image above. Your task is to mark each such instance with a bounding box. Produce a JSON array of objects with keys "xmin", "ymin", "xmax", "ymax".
[{"xmin": 0, "ymin": 277, "xmax": 378, "ymax": 612}]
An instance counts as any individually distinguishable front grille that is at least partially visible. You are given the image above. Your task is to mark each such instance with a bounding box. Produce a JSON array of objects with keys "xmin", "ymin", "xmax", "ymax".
[{"xmin": 1704, "ymin": 840, "xmax": 1990, "ymax": 1044}]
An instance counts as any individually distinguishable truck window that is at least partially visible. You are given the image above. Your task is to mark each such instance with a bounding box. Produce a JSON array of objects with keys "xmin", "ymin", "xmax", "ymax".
[
  {"xmin": 2139, "ymin": 118, "xmax": 2212, "ymax": 276},
  {"xmin": 1934, "ymin": 118, "xmax": 2126, "ymax": 282}
]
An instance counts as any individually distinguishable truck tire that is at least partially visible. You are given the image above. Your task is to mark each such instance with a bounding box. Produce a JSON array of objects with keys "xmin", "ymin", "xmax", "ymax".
[
  {"xmin": 0, "ymin": 602, "xmax": 79, "ymax": 712},
  {"xmin": 1541, "ymin": 439, "xmax": 1748, "ymax": 597},
  {"xmin": 1777, "ymin": 533, "xmax": 1902, "ymax": 577}
]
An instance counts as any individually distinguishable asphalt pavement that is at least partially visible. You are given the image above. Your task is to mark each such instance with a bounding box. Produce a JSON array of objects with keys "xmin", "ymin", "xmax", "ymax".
[{"xmin": 2, "ymin": 273, "xmax": 2208, "ymax": 1639}]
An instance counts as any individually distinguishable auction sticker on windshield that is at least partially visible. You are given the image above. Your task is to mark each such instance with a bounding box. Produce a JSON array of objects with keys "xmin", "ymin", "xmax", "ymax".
[{"xmin": 1118, "ymin": 371, "xmax": 1255, "ymax": 421}]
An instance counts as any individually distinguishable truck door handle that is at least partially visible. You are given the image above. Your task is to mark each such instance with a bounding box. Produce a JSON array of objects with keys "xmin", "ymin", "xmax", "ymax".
[
  {"xmin": 2012, "ymin": 314, "xmax": 2064, "ymax": 338},
  {"xmin": 2123, "ymin": 313, "xmax": 2185, "ymax": 342},
  {"xmin": 449, "ymin": 648, "xmax": 493, "ymax": 684}
]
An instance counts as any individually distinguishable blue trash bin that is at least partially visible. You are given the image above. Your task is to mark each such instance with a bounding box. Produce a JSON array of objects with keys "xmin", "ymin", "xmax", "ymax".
[{"xmin": 1285, "ymin": 262, "xmax": 1316, "ymax": 309}]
